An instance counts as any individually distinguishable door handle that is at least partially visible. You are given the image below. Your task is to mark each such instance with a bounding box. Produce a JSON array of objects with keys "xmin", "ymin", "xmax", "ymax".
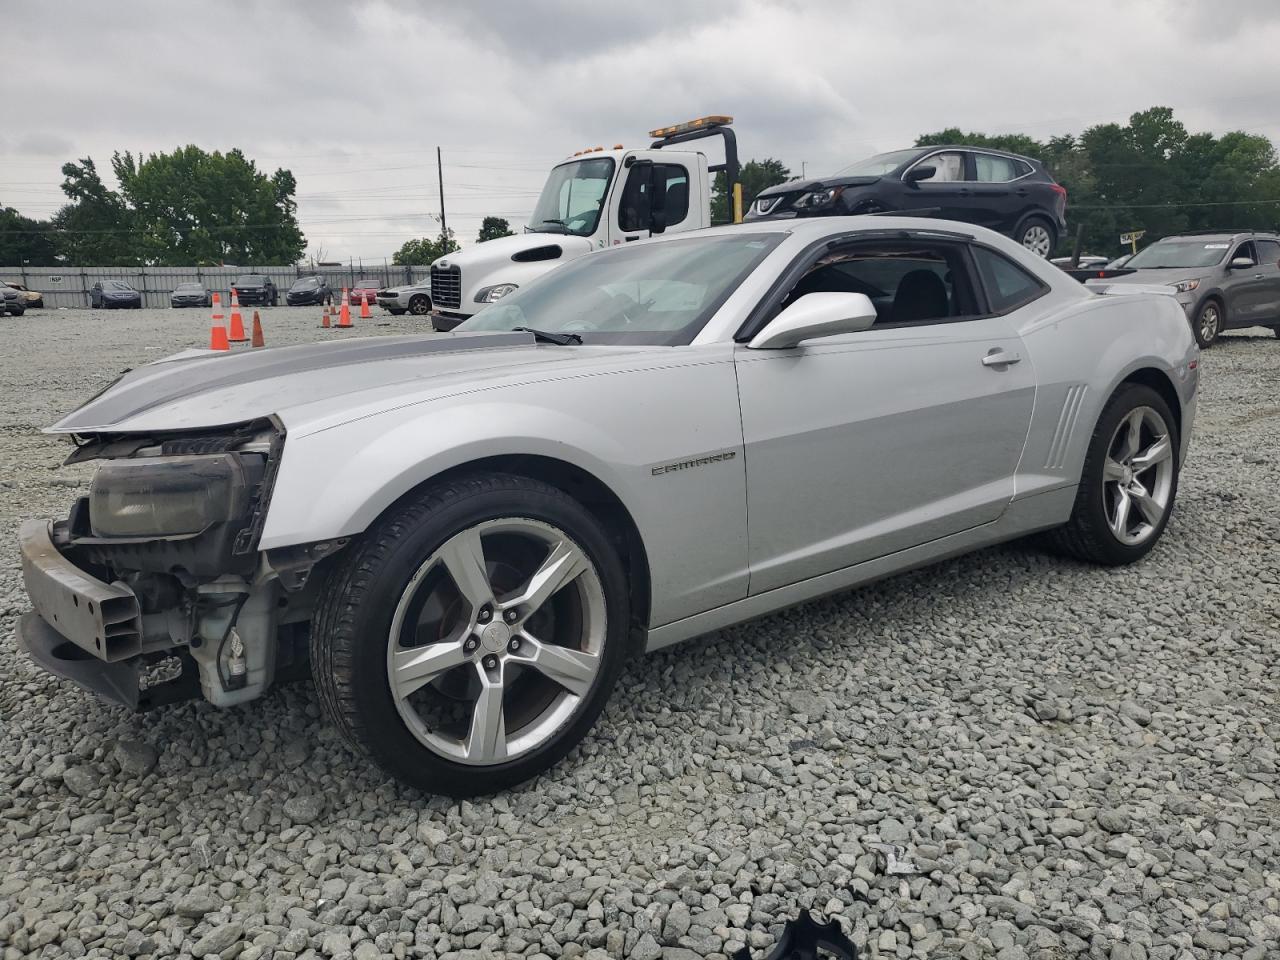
[
  {"xmin": 957, "ymin": 188, "xmax": 971, "ymax": 196},
  {"xmin": 1014, "ymin": 188, "xmax": 1029, "ymax": 197},
  {"xmin": 1255, "ymin": 273, "xmax": 1264, "ymax": 279},
  {"xmin": 624, "ymin": 235, "xmax": 640, "ymax": 242},
  {"xmin": 982, "ymin": 349, "xmax": 1021, "ymax": 367}
]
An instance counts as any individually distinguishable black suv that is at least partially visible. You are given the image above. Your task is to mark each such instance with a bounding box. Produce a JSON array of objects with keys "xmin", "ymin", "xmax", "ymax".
[
  {"xmin": 285, "ymin": 275, "xmax": 334, "ymax": 306},
  {"xmin": 745, "ymin": 146, "xmax": 1068, "ymax": 257},
  {"xmin": 231, "ymin": 274, "xmax": 279, "ymax": 306}
]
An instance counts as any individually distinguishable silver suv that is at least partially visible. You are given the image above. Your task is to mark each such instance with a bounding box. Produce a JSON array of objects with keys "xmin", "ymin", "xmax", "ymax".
[{"xmin": 1091, "ymin": 231, "xmax": 1280, "ymax": 346}]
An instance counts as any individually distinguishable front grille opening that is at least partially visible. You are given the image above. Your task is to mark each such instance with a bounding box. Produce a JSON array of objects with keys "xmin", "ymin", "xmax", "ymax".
[{"xmin": 430, "ymin": 264, "xmax": 461, "ymax": 309}]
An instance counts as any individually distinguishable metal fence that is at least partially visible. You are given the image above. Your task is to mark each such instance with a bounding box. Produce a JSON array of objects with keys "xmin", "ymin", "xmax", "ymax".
[{"xmin": 0, "ymin": 264, "xmax": 433, "ymax": 309}]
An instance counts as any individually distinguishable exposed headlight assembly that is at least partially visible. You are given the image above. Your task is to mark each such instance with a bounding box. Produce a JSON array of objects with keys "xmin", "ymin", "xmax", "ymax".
[
  {"xmin": 1169, "ymin": 278, "xmax": 1200, "ymax": 294},
  {"xmin": 89, "ymin": 453, "xmax": 263, "ymax": 539},
  {"xmin": 796, "ymin": 186, "xmax": 845, "ymax": 209},
  {"xmin": 475, "ymin": 283, "xmax": 518, "ymax": 304}
]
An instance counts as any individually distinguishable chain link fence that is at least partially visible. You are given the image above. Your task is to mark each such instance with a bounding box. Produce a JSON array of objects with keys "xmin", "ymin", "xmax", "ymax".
[{"xmin": 0, "ymin": 264, "xmax": 432, "ymax": 309}]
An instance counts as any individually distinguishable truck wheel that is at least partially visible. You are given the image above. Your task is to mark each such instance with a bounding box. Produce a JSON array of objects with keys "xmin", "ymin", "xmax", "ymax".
[
  {"xmin": 311, "ymin": 473, "xmax": 631, "ymax": 795},
  {"xmin": 1017, "ymin": 217, "xmax": 1056, "ymax": 258},
  {"xmin": 1048, "ymin": 384, "xmax": 1179, "ymax": 566},
  {"xmin": 1193, "ymin": 299, "xmax": 1222, "ymax": 347},
  {"xmin": 408, "ymin": 294, "xmax": 431, "ymax": 316}
]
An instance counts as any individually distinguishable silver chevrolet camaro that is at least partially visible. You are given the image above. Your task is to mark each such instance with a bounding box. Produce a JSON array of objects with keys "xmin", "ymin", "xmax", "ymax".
[{"xmin": 17, "ymin": 217, "xmax": 1198, "ymax": 795}]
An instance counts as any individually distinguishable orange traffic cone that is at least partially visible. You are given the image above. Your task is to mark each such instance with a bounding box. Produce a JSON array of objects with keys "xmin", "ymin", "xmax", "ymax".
[
  {"xmin": 359, "ymin": 291, "xmax": 372, "ymax": 319},
  {"xmin": 209, "ymin": 324, "xmax": 230, "ymax": 351},
  {"xmin": 211, "ymin": 292, "xmax": 224, "ymax": 323},
  {"xmin": 337, "ymin": 288, "xmax": 352, "ymax": 328},
  {"xmin": 320, "ymin": 305, "xmax": 331, "ymax": 329},
  {"xmin": 229, "ymin": 288, "xmax": 243, "ymax": 333},
  {"xmin": 250, "ymin": 311, "xmax": 265, "ymax": 348}
]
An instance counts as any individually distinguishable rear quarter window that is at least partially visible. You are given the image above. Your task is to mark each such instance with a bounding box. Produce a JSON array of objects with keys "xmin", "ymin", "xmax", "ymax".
[{"xmin": 971, "ymin": 246, "xmax": 1049, "ymax": 313}]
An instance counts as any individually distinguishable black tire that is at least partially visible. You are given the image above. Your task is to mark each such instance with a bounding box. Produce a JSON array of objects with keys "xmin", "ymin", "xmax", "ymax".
[
  {"xmin": 388, "ymin": 309, "xmax": 406, "ymax": 316},
  {"xmin": 1016, "ymin": 216, "xmax": 1056, "ymax": 258},
  {"xmin": 311, "ymin": 473, "xmax": 632, "ymax": 795},
  {"xmin": 10, "ymin": 306, "xmax": 24, "ymax": 317},
  {"xmin": 1048, "ymin": 383, "xmax": 1179, "ymax": 566},
  {"xmin": 850, "ymin": 200, "xmax": 888, "ymax": 215},
  {"xmin": 1193, "ymin": 298, "xmax": 1222, "ymax": 348},
  {"xmin": 1272, "ymin": 326, "xmax": 1280, "ymax": 339},
  {"xmin": 408, "ymin": 294, "xmax": 431, "ymax": 316}
]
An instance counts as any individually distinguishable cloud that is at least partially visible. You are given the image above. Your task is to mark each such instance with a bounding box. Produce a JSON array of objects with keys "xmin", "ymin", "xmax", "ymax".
[{"xmin": 3, "ymin": 0, "xmax": 1279, "ymax": 259}]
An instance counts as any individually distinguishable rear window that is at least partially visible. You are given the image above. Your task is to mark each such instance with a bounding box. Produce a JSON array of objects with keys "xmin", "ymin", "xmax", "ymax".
[
  {"xmin": 972, "ymin": 246, "xmax": 1048, "ymax": 313},
  {"xmin": 236, "ymin": 275, "xmax": 267, "ymax": 285}
]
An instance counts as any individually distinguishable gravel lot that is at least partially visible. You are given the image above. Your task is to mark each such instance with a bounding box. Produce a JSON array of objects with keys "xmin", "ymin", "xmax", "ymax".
[{"xmin": 1, "ymin": 306, "xmax": 1277, "ymax": 960}]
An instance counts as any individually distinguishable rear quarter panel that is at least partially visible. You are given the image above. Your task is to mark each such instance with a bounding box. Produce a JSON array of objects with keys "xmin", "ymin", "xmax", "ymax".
[{"xmin": 1014, "ymin": 292, "xmax": 1197, "ymax": 503}]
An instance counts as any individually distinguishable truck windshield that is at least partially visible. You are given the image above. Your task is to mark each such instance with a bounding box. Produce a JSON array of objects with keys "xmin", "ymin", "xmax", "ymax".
[
  {"xmin": 526, "ymin": 157, "xmax": 615, "ymax": 237},
  {"xmin": 457, "ymin": 233, "xmax": 784, "ymax": 346}
]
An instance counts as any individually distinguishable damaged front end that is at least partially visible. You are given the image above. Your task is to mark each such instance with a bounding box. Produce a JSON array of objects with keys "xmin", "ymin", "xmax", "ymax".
[{"xmin": 17, "ymin": 417, "xmax": 339, "ymax": 711}]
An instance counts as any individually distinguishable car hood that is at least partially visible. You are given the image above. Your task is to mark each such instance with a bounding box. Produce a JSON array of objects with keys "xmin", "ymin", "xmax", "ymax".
[
  {"xmin": 47, "ymin": 331, "xmax": 662, "ymax": 437},
  {"xmin": 439, "ymin": 232, "xmax": 596, "ymax": 271},
  {"xmin": 754, "ymin": 176, "xmax": 880, "ymax": 198}
]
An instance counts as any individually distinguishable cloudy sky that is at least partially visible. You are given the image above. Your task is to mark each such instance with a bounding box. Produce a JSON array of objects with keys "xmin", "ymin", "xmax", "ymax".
[{"xmin": 4, "ymin": 0, "xmax": 1279, "ymax": 262}]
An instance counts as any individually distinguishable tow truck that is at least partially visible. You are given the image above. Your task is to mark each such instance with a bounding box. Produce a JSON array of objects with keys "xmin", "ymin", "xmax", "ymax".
[{"xmin": 428, "ymin": 116, "xmax": 742, "ymax": 330}]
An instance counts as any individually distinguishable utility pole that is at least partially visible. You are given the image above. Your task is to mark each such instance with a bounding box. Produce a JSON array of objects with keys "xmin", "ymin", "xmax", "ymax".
[{"xmin": 437, "ymin": 146, "xmax": 447, "ymax": 240}]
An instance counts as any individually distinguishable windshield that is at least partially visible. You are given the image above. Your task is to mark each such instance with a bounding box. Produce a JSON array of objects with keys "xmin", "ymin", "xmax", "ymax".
[
  {"xmin": 104, "ymin": 280, "xmax": 133, "ymax": 290},
  {"xmin": 1126, "ymin": 239, "xmax": 1230, "ymax": 269},
  {"xmin": 236, "ymin": 275, "xmax": 267, "ymax": 285},
  {"xmin": 832, "ymin": 148, "xmax": 922, "ymax": 178},
  {"xmin": 291, "ymin": 277, "xmax": 321, "ymax": 290},
  {"xmin": 526, "ymin": 157, "xmax": 615, "ymax": 237},
  {"xmin": 353, "ymin": 279, "xmax": 377, "ymax": 287},
  {"xmin": 175, "ymin": 283, "xmax": 202, "ymax": 292},
  {"xmin": 458, "ymin": 233, "xmax": 784, "ymax": 346}
]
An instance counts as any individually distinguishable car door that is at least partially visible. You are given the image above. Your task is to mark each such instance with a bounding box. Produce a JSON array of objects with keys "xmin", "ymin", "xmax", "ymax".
[
  {"xmin": 902, "ymin": 151, "xmax": 978, "ymax": 223},
  {"xmin": 969, "ymin": 152, "xmax": 1022, "ymax": 231},
  {"xmin": 734, "ymin": 237, "xmax": 1037, "ymax": 595},
  {"xmin": 608, "ymin": 155, "xmax": 695, "ymax": 245},
  {"xmin": 1251, "ymin": 238, "xmax": 1280, "ymax": 324},
  {"xmin": 1222, "ymin": 240, "xmax": 1261, "ymax": 325}
]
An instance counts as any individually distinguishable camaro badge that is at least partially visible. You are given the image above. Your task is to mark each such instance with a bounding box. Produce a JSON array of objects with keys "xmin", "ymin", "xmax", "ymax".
[{"xmin": 651, "ymin": 450, "xmax": 737, "ymax": 476}]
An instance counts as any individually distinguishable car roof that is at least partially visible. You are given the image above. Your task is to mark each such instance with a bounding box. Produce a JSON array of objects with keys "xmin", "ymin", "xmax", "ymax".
[
  {"xmin": 912, "ymin": 144, "xmax": 1038, "ymax": 163},
  {"xmin": 1159, "ymin": 231, "xmax": 1278, "ymax": 242}
]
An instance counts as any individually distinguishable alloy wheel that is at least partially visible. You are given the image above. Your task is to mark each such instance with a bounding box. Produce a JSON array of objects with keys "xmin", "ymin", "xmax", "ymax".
[
  {"xmin": 1102, "ymin": 406, "xmax": 1175, "ymax": 546},
  {"xmin": 1198, "ymin": 303, "xmax": 1220, "ymax": 344},
  {"xmin": 1021, "ymin": 224, "xmax": 1052, "ymax": 258},
  {"xmin": 386, "ymin": 518, "xmax": 606, "ymax": 765}
]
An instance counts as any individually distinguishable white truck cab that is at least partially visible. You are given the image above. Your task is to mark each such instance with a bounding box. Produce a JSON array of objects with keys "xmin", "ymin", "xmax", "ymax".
[{"xmin": 429, "ymin": 116, "xmax": 742, "ymax": 330}]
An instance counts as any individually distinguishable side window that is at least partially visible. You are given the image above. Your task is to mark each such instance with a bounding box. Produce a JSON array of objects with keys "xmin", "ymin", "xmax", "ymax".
[
  {"xmin": 971, "ymin": 246, "xmax": 1048, "ymax": 313},
  {"xmin": 917, "ymin": 152, "xmax": 965, "ymax": 182},
  {"xmin": 619, "ymin": 164, "xmax": 690, "ymax": 232},
  {"xmin": 974, "ymin": 154, "xmax": 1019, "ymax": 183},
  {"xmin": 1233, "ymin": 240, "xmax": 1258, "ymax": 264},
  {"xmin": 777, "ymin": 241, "xmax": 980, "ymax": 326},
  {"xmin": 1255, "ymin": 239, "xmax": 1280, "ymax": 267}
]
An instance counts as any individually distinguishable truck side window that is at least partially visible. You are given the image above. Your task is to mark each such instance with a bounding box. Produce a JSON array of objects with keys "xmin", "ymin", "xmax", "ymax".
[{"xmin": 620, "ymin": 164, "xmax": 690, "ymax": 232}]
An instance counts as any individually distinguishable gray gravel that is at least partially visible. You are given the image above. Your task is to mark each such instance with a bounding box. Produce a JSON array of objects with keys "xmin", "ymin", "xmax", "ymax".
[{"xmin": 1, "ymin": 307, "xmax": 1278, "ymax": 960}]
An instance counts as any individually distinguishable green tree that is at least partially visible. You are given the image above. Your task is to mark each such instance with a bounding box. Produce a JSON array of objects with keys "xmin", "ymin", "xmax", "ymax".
[
  {"xmin": 711, "ymin": 158, "xmax": 792, "ymax": 223},
  {"xmin": 111, "ymin": 146, "xmax": 305, "ymax": 265},
  {"xmin": 478, "ymin": 216, "xmax": 514, "ymax": 242},
  {"xmin": 915, "ymin": 128, "xmax": 1044, "ymax": 158},
  {"xmin": 0, "ymin": 205, "xmax": 61, "ymax": 266},
  {"xmin": 392, "ymin": 229, "xmax": 460, "ymax": 265},
  {"xmin": 53, "ymin": 157, "xmax": 138, "ymax": 263}
]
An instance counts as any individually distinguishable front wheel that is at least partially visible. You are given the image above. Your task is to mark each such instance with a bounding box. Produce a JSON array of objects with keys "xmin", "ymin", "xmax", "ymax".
[
  {"xmin": 1017, "ymin": 217, "xmax": 1056, "ymax": 258},
  {"xmin": 1049, "ymin": 384, "xmax": 1179, "ymax": 565},
  {"xmin": 408, "ymin": 294, "xmax": 431, "ymax": 316},
  {"xmin": 311, "ymin": 474, "xmax": 632, "ymax": 795},
  {"xmin": 1194, "ymin": 299, "xmax": 1222, "ymax": 347}
]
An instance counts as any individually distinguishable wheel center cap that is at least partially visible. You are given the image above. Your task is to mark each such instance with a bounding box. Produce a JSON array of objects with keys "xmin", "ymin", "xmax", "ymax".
[
  {"xmin": 1121, "ymin": 465, "xmax": 1134, "ymax": 485},
  {"xmin": 480, "ymin": 622, "xmax": 511, "ymax": 653}
]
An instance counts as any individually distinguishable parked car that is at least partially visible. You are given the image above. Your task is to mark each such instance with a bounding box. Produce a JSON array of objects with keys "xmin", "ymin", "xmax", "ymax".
[
  {"xmin": 285, "ymin": 276, "xmax": 333, "ymax": 306},
  {"xmin": 376, "ymin": 280, "xmax": 432, "ymax": 316},
  {"xmin": 90, "ymin": 280, "xmax": 142, "ymax": 309},
  {"xmin": 1086, "ymin": 231, "xmax": 1280, "ymax": 346},
  {"xmin": 745, "ymin": 145, "xmax": 1068, "ymax": 257},
  {"xmin": 1, "ymin": 285, "xmax": 24, "ymax": 316},
  {"xmin": 170, "ymin": 282, "xmax": 212, "ymax": 308},
  {"xmin": 3, "ymin": 281, "xmax": 44, "ymax": 308},
  {"xmin": 231, "ymin": 274, "xmax": 278, "ymax": 307},
  {"xmin": 16, "ymin": 218, "xmax": 1197, "ymax": 795},
  {"xmin": 349, "ymin": 279, "xmax": 380, "ymax": 307}
]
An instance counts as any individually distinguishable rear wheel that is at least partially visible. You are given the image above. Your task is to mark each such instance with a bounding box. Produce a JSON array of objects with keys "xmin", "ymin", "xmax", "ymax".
[
  {"xmin": 311, "ymin": 474, "xmax": 631, "ymax": 795},
  {"xmin": 1017, "ymin": 217, "xmax": 1056, "ymax": 258},
  {"xmin": 408, "ymin": 294, "xmax": 431, "ymax": 316},
  {"xmin": 1194, "ymin": 299, "xmax": 1222, "ymax": 347},
  {"xmin": 1049, "ymin": 384, "xmax": 1179, "ymax": 565}
]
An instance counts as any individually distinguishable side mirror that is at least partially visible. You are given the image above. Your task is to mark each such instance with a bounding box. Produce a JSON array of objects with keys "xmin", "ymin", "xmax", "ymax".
[
  {"xmin": 904, "ymin": 165, "xmax": 935, "ymax": 184},
  {"xmin": 748, "ymin": 292, "xmax": 878, "ymax": 350},
  {"xmin": 1230, "ymin": 256, "xmax": 1256, "ymax": 269}
]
